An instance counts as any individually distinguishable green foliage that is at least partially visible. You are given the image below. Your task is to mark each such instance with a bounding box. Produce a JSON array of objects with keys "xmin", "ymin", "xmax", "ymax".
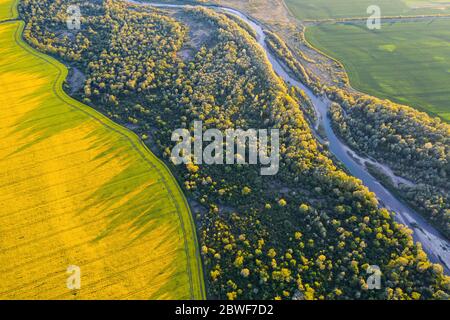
[
  {"xmin": 21, "ymin": 0, "xmax": 450, "ymax": 300},
  {"xmin": 265, "ymin": 30, "xmax": 312, "ymax": 87},
  {"xmin": 263, "ymin": 21, "xmax": 450, "ymax": 242},
  {"xmin": 328, "ymin": 89, "xmax": 450, "ymax": 238}
]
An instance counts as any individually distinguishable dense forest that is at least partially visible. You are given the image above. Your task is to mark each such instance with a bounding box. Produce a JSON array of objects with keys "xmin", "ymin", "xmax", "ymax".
[
  {"xmin": 20, "ymin": 0, "xmax": 450, "ymax": 299},
  {"xmin": 328, "ymin": 92, "xmax": 450, "ymax": 239},
  {"xmin": 264, "ymin": 25, "xmax": 450, "ymax": 241}
]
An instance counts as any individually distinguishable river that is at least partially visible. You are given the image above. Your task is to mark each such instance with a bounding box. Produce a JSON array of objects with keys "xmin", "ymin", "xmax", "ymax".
[{"xmin": 128, "ymin": 0, "xmax": 450, "ymax": 273}]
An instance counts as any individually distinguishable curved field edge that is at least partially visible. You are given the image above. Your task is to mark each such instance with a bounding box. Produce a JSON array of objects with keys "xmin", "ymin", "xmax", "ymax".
[
  {"xmin": 0, "ymin": 19, "xmax": 205, "ymax": 299},
  {"xmin": 304, "ymin": 23, "xmax": 450, "ymax": 122}
]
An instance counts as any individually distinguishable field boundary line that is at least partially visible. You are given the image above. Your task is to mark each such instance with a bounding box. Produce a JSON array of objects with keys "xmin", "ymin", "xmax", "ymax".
[
  {"xmin": 303, "ymin": 14, "xmax": 450, "ymax": 24},
  {"xmin": 302, "ymin": 23, "xmax": 448, "ymax": 121}
]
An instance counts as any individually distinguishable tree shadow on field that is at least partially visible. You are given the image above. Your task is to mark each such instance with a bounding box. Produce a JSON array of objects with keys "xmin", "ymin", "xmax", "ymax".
[
  {"xmin": 146, "ymin": 267, "xmax": 191, "ymax": 300},
  {"xmin": 3, "ymin": 56, "xmax": 185, "ymax": 249},
  {"xmin": 4, "ymin": 87, "xmax": 87, "ymax": 159},
  {"xmin": 78, "ymin": 158, "xmax": 180, "ymax": 246}
]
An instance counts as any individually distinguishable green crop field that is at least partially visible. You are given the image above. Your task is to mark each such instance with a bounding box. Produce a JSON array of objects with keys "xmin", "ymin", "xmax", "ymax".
[
  {"xmin": 285, "ymin": 0, "xmax": 450, "ymax": 20},
  {"xmin": 0, "ymin": 0, "xmax": 204, "ymax": 299},
  {"xmin": 305, "ymin": 18, "xmax": 450, "ymax": 121}
]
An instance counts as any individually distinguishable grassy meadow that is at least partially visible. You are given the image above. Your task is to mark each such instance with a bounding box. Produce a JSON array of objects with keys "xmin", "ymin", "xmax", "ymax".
[
  {"xmin": 306, "ymin": 18, "xmax": 450, "ymax": 121},
  {"xmin": 0, "ymin": 17, "xmax": 204, "ymax": 299},
  {"xmin": 285, "ymin": 0, "xmax": 450, "ymax": 20}
]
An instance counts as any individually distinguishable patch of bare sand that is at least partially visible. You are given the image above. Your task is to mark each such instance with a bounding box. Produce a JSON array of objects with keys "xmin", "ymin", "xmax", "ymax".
[
  {"xmin": 213, "ymin": 0, "xmax": 291, "ymax": 24},
  {"xmin": 174, "ymin": 10, "xmax": 217, "ymax": 61}
]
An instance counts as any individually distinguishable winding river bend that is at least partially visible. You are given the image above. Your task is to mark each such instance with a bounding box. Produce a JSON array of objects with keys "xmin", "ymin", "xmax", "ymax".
[{"xmin": 129, "ymin": 0, "xmax": 450, "ymax": 273}]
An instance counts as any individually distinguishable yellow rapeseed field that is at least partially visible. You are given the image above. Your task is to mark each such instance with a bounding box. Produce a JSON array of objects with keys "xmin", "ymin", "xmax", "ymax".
[
  {"xmin": 0, "ymin": 1, "xmax": 204, "ymax": 300},
  {"xmin": 0, "ymin": 0, "xmax": 17, "ymax": 21}
]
